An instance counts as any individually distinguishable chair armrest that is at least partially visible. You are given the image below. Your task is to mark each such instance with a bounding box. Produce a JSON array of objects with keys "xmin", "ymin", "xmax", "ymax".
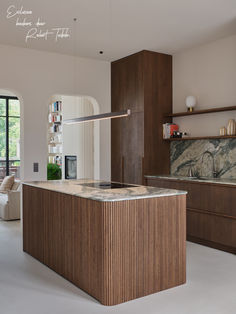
[{"xmin": 7, "ymin": 190, "xmax": 21, "ymax": 220}]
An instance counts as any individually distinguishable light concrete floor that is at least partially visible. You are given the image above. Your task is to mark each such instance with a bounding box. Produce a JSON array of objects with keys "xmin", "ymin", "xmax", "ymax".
[{"xmin": 0, "ymin": 220, "xmax": 235, "ymax": 314}]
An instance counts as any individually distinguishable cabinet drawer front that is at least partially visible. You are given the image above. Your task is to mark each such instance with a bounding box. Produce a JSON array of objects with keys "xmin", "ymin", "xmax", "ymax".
[
  {"xmin": 146, "ymin": 179, "xmax": 182, "ymax": 190},
  {"xmin": 187, "ymin": 209, "xmax": 236, "ymax": 248},
  {"xmin": 186, "ymin": 184, "xmax": 236, "ymax": 218},
  {"xmin": 146, "ymin": 178, "xmax": 236, "ymax": 218}
]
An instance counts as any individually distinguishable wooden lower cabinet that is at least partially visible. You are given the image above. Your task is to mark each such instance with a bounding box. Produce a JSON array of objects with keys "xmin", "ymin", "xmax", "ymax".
[{"xmin": 145, "ymin": 177, "xmax": 236, "ymax": 254}]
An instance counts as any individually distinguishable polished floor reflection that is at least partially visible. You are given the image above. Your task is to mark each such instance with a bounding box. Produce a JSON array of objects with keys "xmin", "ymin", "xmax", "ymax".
[{"xmin": 0, "ymin": 220, "xmax": 235, "ymax": 314}]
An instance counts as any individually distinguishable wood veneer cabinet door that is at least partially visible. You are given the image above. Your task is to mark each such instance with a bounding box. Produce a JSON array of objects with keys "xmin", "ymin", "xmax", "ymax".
[
  {"xmin": 111, "ymin": 52, "xmax": 144, "ymax": 112},
  {"xmin": 187, "ymin": 210, "xmax": 236, "ymax": 254},
  {"xmin": 111, "ymin": 50, "xmax": 172, "ymax": 185},
  {"xmin": 143, "ymin": 51, "xmax": 172, "ymax": 176},
  {"xmin": 23, "ymin": 185, "xmax": 44, "ymax": 263},
  {"xmin": 122, "ymin": 112, "xmax": 144, "ymax": 184},
  {"xmin": 146, "ymin": 177, "xmax": 236, "ymax": 254},
  {"xmin": 111, "ymin": 52, "xmax": 144, "ymax": 184},
  {"xmin": 111, "ymin": 117, "xmax": 123, "ymax": 182}
]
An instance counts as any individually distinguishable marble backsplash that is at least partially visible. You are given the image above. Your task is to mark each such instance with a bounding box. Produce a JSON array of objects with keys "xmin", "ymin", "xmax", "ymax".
[{"xmin": 170, "ymin": 139, "xmax": 236, "ymax": 178}]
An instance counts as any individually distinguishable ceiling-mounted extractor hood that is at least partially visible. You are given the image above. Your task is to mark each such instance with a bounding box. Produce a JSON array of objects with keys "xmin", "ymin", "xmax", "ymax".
[{"xmin": 63, "ymin": 109, "xmax": 131, "ymax": 125}]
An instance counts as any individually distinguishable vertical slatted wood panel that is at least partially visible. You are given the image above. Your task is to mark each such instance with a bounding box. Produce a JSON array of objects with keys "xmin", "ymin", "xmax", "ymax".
[
  {"xmin": 23, "ymin": 185, "xmax": 44, "ymax": 263},
  {"xmin": 102, "ymin": 196, "xmax": 186, "ymax": 305},
  {"xmin": 23, "ymin": 185, "xmax": 186, "ymax": 306}
]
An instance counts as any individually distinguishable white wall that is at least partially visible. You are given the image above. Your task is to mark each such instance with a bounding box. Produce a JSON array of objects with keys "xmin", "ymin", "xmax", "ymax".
[
  {"xmin": 0, "ymin": 89, "xmax": 16, "ymax": 97},
  {"xmin": 61, "ymin": 95, "xmax": 95, "ymax": 180},
  {"xmin": 0, "ymin": 44, "xmax": 111, "ymax": 181},
  {"xmin": 173, "ymin": 35, "xmax": 236, "ymax": 136}
]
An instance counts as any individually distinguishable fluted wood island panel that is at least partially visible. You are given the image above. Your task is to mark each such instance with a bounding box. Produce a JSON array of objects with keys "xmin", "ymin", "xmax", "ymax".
[{"xmin": 23, "ymin": 182, "xmax": 186, "ymax": 305}]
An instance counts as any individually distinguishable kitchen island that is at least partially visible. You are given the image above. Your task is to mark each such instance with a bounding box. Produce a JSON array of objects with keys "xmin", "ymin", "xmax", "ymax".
[{"xmin": 23, "ymin": 179, "xmax": 187, "ymax": 305}]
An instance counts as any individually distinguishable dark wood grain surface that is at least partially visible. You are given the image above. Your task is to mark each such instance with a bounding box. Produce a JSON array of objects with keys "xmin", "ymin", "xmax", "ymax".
[
  {"xmin": 23, "ymin": 185, "xmax": 186, "ymax": 305},
  {"xmin": 165, "ymin": 105, "xmax": 236, "ymax": 117},
  {"xmin": 146, "ymin": 177, "xmax": 236, "ymax": 254},
  {"xmin": 111, "ymin": 50, "xmax": 172, "ymax": 185}
]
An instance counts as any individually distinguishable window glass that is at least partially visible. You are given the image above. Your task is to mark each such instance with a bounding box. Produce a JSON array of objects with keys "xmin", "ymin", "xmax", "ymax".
[
  {"xmin": 0, "ymin": 161, "xmax": 6, "ymax": 180},
  {"xmin": 0, "ymin": 117, "xmax": 6, "ymax": 158},
  {"xmin": 9, "ymin": 117, "xmax": 20, "ymax": 159},
  {"xmin": 9, "ymin": 160, "xmax": 20, "ymax": 179},
  {"xmin": 0, "ymin": 97, "xmax": 20, "ymax": 180},
  {"xmin": 0, "ymin": 98, "xmax": 6, "ymax": 116},
  {"xmin": 9, "ymin": 99, "xmax": 20, "ymax": 116}
]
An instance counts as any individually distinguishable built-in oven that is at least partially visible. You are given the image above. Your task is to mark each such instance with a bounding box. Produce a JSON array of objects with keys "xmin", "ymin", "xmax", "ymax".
[{"xmin": 65, "ymin": 155, "xmax": 77, "ymax": 179}]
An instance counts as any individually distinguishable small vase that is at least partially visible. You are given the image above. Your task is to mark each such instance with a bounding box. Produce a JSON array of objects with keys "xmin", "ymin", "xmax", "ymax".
[
  {"xmin": 220, "ymin": 127, "xmax": 227, "ymax": 136},
  {"xmin": 227, "ymin": 119, "xmax": 236, "ymax": 136}
]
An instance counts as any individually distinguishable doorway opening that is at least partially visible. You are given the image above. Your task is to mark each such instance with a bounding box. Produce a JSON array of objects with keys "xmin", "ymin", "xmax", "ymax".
[{"xmin": 48, "ymin": 94, "xmax": 100, "ymax": 180}]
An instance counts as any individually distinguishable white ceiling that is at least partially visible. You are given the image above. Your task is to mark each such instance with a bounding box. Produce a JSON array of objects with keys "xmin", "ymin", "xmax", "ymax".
[{"xmin": 1, "ymin": 0, "xmax": 236, "ymax": 61}]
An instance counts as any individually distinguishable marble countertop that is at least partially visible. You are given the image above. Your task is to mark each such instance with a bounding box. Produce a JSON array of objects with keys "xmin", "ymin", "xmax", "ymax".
[
  {"xmin": 145, "ymin": 175, "xmax": 236, "ymax": 186},
  {"xmin": 23, "ymin": 179, "xmax": 187, "ymax": 202}
]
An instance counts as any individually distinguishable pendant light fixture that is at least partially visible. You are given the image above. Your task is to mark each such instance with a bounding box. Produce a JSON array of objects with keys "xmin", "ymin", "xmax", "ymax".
[
  {"xmin": 64, "ymin": 109, "xmax": 131, "ymax": 124},
  {"xmin": 63, "ymin": 3, "xmax": 131, "ymax": 126}
]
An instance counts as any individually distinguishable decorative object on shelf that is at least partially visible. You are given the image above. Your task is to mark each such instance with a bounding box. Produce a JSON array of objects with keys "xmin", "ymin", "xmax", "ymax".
[
  {"xmin": 227, "ymin": 119, "xmax": 236, "ymax": 136},
  {"xmin": 219, "ymin": 126, "xmax": 227, "ymax": 136},
  {"xmin": 172, "ymin": 131, "xmax": 188, "ymax": 138},
  {"xmin": 185, "ymin": 96, "xmax": 197, "ymax": 112}
]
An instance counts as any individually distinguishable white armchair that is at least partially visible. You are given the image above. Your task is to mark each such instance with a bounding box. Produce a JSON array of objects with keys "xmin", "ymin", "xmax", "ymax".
[{"xmin": 0, "ymin": 180, "xmax": 21, "ymax": 220}]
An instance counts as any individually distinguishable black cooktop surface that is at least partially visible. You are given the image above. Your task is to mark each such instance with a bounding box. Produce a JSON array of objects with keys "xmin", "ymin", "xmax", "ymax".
[{"xmin": 79, "ymin": 182, "xmax": 137, "ymax": 189}]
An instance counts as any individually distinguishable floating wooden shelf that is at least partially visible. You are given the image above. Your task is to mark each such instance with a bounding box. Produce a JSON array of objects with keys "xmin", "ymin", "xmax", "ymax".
[
  {"xmin": 164, "ymin": 105, "xmax": 236, "ymax": 118},
  {"xmin": 164, "ymin": 135, "xmax": 236, "ymax": 141}
]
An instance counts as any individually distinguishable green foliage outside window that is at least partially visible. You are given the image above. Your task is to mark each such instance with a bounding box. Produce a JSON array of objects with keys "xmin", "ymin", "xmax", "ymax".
[{"xmin": 0, "ymin": 98, "xmax": 20, "ymax": 160}]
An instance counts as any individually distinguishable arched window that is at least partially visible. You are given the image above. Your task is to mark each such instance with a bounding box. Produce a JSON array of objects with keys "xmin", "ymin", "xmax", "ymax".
[{"xmin": 0, "ymin": 95, "xmax": 20, "ymax": 180}]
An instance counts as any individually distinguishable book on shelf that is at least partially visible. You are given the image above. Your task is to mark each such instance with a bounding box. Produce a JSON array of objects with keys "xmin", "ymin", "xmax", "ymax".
[
  {"xmin": 49, "ymin": 113, "xmax": 62, "ymax": 123},
  {"xmin": 163, "ymin": 123, "xmax": 179, "ymax": 139},
  {"xmin": 50, "ymin": 124, "xmax": 62, "ymax": 133},
  {"xmin": 51, "ymin": 101, "xmax": 62, "ymax": 112}
]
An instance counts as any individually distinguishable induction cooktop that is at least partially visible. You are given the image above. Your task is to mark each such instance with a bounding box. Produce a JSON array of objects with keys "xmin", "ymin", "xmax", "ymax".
[{"xmin": 79, "ymin": 182, "xmax": 137, "ymax": 189}]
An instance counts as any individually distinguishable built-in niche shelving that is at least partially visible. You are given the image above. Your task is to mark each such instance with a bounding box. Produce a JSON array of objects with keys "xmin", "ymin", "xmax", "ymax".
[{"xmin": 48, "ymin": 100, "xmax": 63, "ymax": 172}]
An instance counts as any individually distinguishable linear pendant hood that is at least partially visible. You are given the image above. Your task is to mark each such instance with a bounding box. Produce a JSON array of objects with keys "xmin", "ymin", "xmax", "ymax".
[{"xmin": 63, "ymin": 109, "xmax": 131, "ymax": 125}]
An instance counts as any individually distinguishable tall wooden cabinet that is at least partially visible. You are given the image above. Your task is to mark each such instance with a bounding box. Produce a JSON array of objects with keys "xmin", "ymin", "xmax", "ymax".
[{"xmin": 111, "ymin": 50, "xmax": 172, "ymax": 184}]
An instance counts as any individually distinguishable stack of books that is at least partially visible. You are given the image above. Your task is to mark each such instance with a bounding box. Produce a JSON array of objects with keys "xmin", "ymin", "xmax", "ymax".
[
  {"xmin": 49, "ymin": 113, "xmax": 62, "ymax": 123},
  {"xmin": 163, "ymin": 123, "xmax": 179, "ymax": 139},
  {"xmin": 51, "ymin": 101, "xmax": 62, "ymax": 112}
]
